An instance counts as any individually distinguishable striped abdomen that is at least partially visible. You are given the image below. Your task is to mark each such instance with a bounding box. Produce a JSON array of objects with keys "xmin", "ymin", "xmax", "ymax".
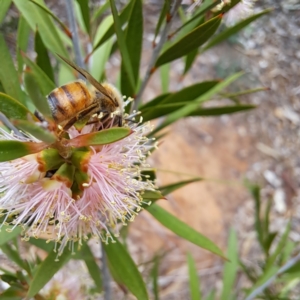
[{"xmin": 47, "ymin": 81, "xmax": 93, "ymax": 123}]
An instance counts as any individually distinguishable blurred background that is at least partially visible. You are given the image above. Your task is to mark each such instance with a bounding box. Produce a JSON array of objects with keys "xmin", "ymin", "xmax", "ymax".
[{"xmin": 1, "ymin": 0, "xmax": 300, "ymax": 299}]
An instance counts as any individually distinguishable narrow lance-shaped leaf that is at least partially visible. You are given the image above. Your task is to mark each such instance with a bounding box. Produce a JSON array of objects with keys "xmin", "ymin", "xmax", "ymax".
[
  {"xmin": 0, "ymin": 226, "xmax": 22, "ymax": 246},
  {"xmin": 0, "ymin": 140, "xmax": 47, "ymax": 162},
  {"xmin": 27, "ymin": 248, "xmax": 72, "ymax": 298},
  {"xmin": 13, "ymin": 0, "xmax": 68, "ymax": 56},
  {"xmin": 67, "ymin": 127, "xmax": 132, "ymax": 147},
  {"xmin": 110, "ymin": 0, "xmax": 135, "ymax": 90},
  {"xmin": 187, "ymin": 253, "xmax": 201, "ymax": 300},
  {"xmin": 76, "ymin": 0, "xmax": 90, "ymax": 35},
  {"xmin": 203, "ymin": 9, "xmax": 272, "ymax": 51},
  {"xmin": 120, "ymin": 0, "xmax": 143, "ymax": 97},
  {"xmin": 29, "ymin": 0, "xmax": 72, "ymax": 38},
  {"xmin": 1, "ymin": 243, "xmax": 30, "ymax": 273},
  {"xmin": 87, "ymin": 1, "xmax": 133, "ymax": 61},
  {"xmin": 13, "ymin": 120, "xmax": 56, "ymax": 144},
  {"xmin": 103, "ymin": 236, "xmax": 149, "ymax": 300},
  {"xmin": 35, "ymin": 29, "xmax": 55, "ymax": 82},
  {"xmin": 0, "ymin": 34, "xmax": 26, "ymax": 105},
  {"xmin": 81, "ymin": 243, "xmax": 102, "ymax": 292},
  {"xmin": 0, "ymin": 0, "xmax": 12, "ymax": 24},
  {"xmin": 152, "ymin": 72, "xmax": 243, "ymax": 134},
  {"xmin": 90, "ymin": 15, "xmax": 114, "ymax": 81},
  {"xmin": 22, "ymin": 54, "xmax": 56, "ymax": 96},
  {"xmin": 220, "ymin": 229, "xmax": 239, "ymax": 300},
  {"xmin": 188, "ymin": 105, "xmax": 256, "ymax": 117},
  {"xmin": 150, "ymin": 255, "xmax": 160, "ymax": 300},
  {"xmin": 147, "ymin": 204, "xmax": 226, "ymax": 259},
  {"xmin": 16, "ymin": 15, "xmax": 31, "ymax": 76},
  {"xmin": 153, "ymin": 0, "xmax": 170, "ymax": 43},
  {"xmin": 159, "ymin": 178, "xmax": 202, "ymax": 196},
  {"xmin": 141, "ymin": 81, "xmax": 219, "ymax": 121},
  {"xmin": 91, "ymin": 0, "xmax": 109, "ymax": 22},
  {"xmin": 170, "ymin": 0, "xmax": 220, "ymax": 37},
  {"xmin": 155, "ymin": 14, "xmax": 222, "ymax": 67},
  {"xmin": 265, "ymin": 221, "xmax": 291, "ymax": 272},
  {"xmin": 139, "ymin": 93, "xmax": 171, "ymax": 110},
  {"xmin": 0, "ymin": 93, "xmax": 35, "ymax": 120},
  {"xmin": 23, "ymin": 70, "xmax": 52, "ymax": 117},
  {"xmin": 160, "ymin": 63, "xmax": 170, "ymax": 93}
]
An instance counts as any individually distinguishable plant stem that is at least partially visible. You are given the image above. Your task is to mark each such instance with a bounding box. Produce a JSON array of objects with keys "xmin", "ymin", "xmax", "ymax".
[
  {"xmin": 132, "ymin": 0, "xmax": 182, "ymax": 112},
  {"xmin": 245, "ymin": 251, "xmax": 300, "ymax": 300},
  {"xmin": 65, "ymin": 0, "xmax": 85, "ymax": 69},
  {"xmin": 101, "ymin": 242, "xmax": 112, "ymax": 300}
]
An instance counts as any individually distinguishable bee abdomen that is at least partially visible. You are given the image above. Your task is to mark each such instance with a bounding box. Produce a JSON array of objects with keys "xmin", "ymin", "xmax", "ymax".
[{"xmin": 47, "ymin": 81, "xmax": 92, "ymax": 123}]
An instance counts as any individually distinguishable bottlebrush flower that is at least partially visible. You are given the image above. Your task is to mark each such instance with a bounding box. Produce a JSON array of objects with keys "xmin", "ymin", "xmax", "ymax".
[{"xmin": 0, "ymin": 107, "xmax": 157, "ymax": 255}]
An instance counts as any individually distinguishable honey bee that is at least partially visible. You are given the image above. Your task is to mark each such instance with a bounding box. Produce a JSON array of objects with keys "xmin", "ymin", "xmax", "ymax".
[{"xmin": 47, "ymin": 54, "xmax": 123, "ymax": 131}]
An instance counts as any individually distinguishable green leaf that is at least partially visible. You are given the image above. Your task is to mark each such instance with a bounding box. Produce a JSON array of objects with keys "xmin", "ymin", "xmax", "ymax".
[
  {"xmin": 247, "ymin": 183, "xmax": 265, "ymax": 253},
  {"xmin": 220, "ymin": 229, "xmax": 238, "ymax": 300},
  {"xmin": 0, "ymin": 286, "xmax": 24, "ymax": 300},
  {"xmin": 183, "ymin": 48, "xmax": 198, "ymax": 76},
  {"xmin": 16, "ymin": 15, "xmax": 31, "ymax": 76},
  {"xmin": 29, "ymin": 0, "xmax": 72, "ymax": 39},
  {"xmin": 142, "ymin": 190, "xmax": 164, "ymax": 201},
  {"xmin": 0, "ymin": 0, "xmax": 12, "ymax": 24},
  {"xmin": 27, "ymin": 248, "xmax": 72, "ymax": 298},
  {"xmin": 22, "ymin": 54, "xmax": 56, "ymax": 96},
  {"xmin": 206, "ymin": 290, "xmax": 216, "ymax": 300},
  {"xmin": 160, "ymin": 63, "xmax": 170, "ymax": 93},
  {"xmin": 152, "ymin": 72, "xmax": 243, "ymax": 134},
  {"xmin": 0, "ymin": 93, "xmax": 34, "ymax": 120},
  {"xmin": 13, "ymin": 0, "xmax": 68, "ymax": 56},
  {"xmin": 203, "ymin": 9, "xmax": 272, "ymax": 51},
  {"xmin": 0, "ymin": 34, "xmax": 26, "ymax": 105},
  {"xmin": 110, "ymin": 0, "xmax": 135, "ymax": 91},
  {"xmin": 141, "ymin": 81, "xmax": 219, "ymax": 121},
  {"xmin": 265, "ymin": 221, "xmax": 291, "ymax": 271},
  {"xmin": 0, "ymin": 140, "xmax": 46, "ymax": 162},
  {"xmin": 68, "ymin": 127, "xmax": 132, "ymax": 147},
  {"xmin": 139, "ymin": 93, "xmax": 171, "ymax": 110},
  {"xmin": 120, "ymin": 0, "xmax": 143, "ymax": 97},
  {"xmin": 0, "ymin": 226, "xmax": 22, "ymax": 246},
  {"xmin": 155, "ymin": 15, "xmax": 222, "ymax": 67},
  {"xmin": 1, "ymin": 243, "xmax": 29, "ymax": 273},
  {"xmin": 90, "ymin": 15, "xmax": 114, "ymax": 81},
  {"xmin": 28, "ymin": 238, "xmax": 54, "ymax": 253},
  {"xmin": 89, "ymin": 1, "xmax": 133, "ymax": 58},
  {"xmin": 160, "ymin": 178, "xmax": 202, "ymax": 196},
  {"xmin": 221, "ymin": 87, "xmax": 268, "ymax": 98},
  {"xmin": 103, "ymin": 237, "xmax": 149, "ymax": 300},
  {"xmin": 187, "ymin": 253, "xmax": 201, "ymax": 300},
  {"xmin": 13, "ymin": 120, "xmax": 56, "ymax": 144},
  {"xmin": 35, "ymin": 29, "xmax": 55, "ymax": 82},
  {"xmin": 91, "ymin": 0, "xmax": 109, "ymax": 22},
  {"xmin": 153, "ymin": 0, "xmax": 170, "ymax": 42},
  {"xmin": 81, "ymin": 243, "xmax": 102, "ymax": 292},
  {"xmin": 147, "ymin": 204, "xmax": 225, "ymax": 258},
  {"xmin": 76, "ymin": 0, "xmax": 90, "ymax": 34},
  {"xmin": 170, "ymin": 0, "xmax": 219, "ymax": 37},
  {"xmin": 23, "ymin": 71, "xmax": 52, "ymax": 117},
  {"xmin": 150, "ymin": 255, "xmax": 160, "ymax": 300},
  {"xmin": 246, "ymin": 265, "xmax": 279, "ymax": 297},
  {"xmin": 188, "ymin": 105, "xmax": 256, "ymax": 116}
]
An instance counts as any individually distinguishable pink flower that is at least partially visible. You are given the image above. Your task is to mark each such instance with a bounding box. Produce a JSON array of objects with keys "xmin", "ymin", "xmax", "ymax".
[{"xmin": 0, "ymin": 108, "xmax": 157, "ymax": 254}]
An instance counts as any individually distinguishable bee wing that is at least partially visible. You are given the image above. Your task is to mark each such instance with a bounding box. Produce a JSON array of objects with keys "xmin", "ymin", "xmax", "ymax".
[{"xmin": 57, "ymin": 54, "xmax": 112, "ymax": 98}]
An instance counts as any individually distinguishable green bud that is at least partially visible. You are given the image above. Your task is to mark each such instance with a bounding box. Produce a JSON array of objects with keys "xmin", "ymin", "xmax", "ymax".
[
  {"xmin": 52, "ymin": 163, "xmax": 75, "ymax": 188},
  {"xmin": 37, "ymin": 148, "xmax": 65, "ymax": 172}
]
